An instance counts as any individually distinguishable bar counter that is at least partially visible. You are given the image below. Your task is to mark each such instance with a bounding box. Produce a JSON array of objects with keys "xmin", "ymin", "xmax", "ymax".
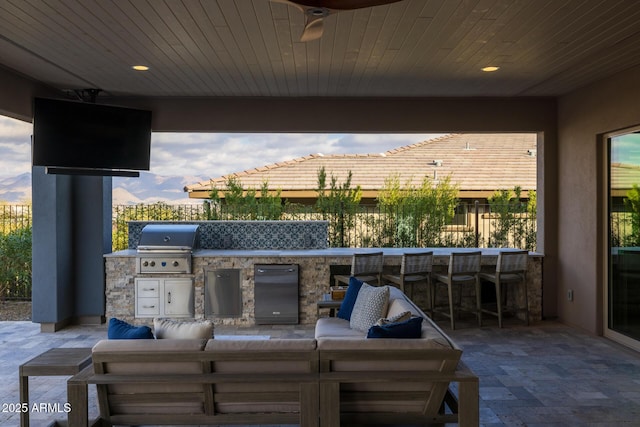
[{"xmin": 105, "ymin": 248, "xmax": 542, "ymax": 326}]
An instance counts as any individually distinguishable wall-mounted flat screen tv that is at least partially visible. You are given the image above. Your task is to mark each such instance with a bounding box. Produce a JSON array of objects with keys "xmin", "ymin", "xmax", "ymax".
[{"xmin": 32, "ymin": 97, "xmax": 152, "ymax": 177}]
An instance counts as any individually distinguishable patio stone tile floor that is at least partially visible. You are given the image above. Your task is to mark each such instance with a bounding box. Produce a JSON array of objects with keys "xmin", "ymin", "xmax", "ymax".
[{"xmin": 2, "ymin": 318, "xmax": 640, "ymax": 426}]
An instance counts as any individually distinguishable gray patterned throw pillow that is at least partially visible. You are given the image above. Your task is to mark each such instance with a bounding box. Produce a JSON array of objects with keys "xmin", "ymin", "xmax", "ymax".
[
  {"xmin": 375, "ymin": 310, "xmax": 412, "ymax": 326},
  {"xmin": 349, "ymin": 284, "xmax": 390, "ymax": 332}
]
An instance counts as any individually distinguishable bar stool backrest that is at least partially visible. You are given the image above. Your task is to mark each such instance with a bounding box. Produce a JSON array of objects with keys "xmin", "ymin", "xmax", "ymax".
[
  {"xmin": 401, "ymin": 251, "xmax": 434, "ymax": 276},
  {"xmin": 351, "ymin": 252, "xmax": 384, "ymax": 276},
  {"xmin": 496, "ymin": 250, "xmax": 528, "ymax": 274},
  {"xmin": 448, "ymin": 251, "xmax": 482, "ymax": 275}
]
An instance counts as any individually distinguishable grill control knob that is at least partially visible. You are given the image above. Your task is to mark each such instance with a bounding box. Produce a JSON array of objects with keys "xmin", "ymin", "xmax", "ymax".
[
  {"xmin": 172, "ymin": 261, "xmax": 179, "ymax": 267},
  {"xmin": 142, "ymin": 261, "xmax": 149, "ymax": 267},
  {"xmin": 150, "ymin": 261, "xmax": 156, "ymax": 267}
]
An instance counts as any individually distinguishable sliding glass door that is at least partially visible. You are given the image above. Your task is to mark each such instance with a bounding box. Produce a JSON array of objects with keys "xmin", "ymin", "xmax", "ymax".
[{"xmin": 607, "ymin": 130, "xmax": 640, "ymax": 348}]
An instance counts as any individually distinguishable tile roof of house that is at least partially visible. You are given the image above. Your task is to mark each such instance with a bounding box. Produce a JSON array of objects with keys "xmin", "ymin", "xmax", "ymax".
[
  {"xmin": 185, "ymin": 133, "xmax": 537, "ymax": 199},
  {"xmin": 611, "ymin": 163, "xmax": 640, "ymax": 195}
]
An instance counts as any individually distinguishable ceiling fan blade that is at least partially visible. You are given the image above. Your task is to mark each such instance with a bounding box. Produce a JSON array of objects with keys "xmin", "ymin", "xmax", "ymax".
[
  {"xmin": 285, "ymin": 0, "xmax": 404, "ymax": 11},
  {"xmin": 270, "ymin": 0, "xmax": 403, "ymax": 41},
  {"xmin": 300, "ymin": 15, "xmax": 324, "ymax": 42}
]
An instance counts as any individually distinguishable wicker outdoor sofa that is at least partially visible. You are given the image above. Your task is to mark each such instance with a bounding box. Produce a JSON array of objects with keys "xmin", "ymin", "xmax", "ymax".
[{"xmin": 67, "ymin": 286, "xmax": 478, "ymax": 427}]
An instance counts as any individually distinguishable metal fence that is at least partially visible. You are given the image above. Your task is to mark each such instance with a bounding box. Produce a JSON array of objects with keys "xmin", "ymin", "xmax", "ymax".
[
  {"xmin": 0, "ymin": 204, "xmax": 32, "ymax": 300},
  {"xmin": 1, "ymin": 201, "xmax": 541, "ymax": 301},
  {"xmin": 111, "ymin": 201, "xmax": 538, "ymax": 252},
  {"xmin": 0, "ymin": 204, "xmax": 31, "ymax": 234},
  {"xmin": 5, "ymin": 200, "xmax": 640, "ymax": 301}
]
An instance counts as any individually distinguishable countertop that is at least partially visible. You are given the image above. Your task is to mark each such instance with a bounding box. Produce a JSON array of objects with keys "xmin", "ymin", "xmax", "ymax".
[{"xmin": 106, "ymin": 248, "xmax": 542, "ymax": 258}]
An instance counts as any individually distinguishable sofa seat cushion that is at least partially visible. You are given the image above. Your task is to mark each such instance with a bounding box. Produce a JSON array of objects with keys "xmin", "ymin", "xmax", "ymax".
[
  {"xmin": 317, "ymin": 332, "xmax": 450, "ymax": 351},
  {"xmin": 315, "ymin": 317, "xmax": 366, "ymax": 339},
  {"xmin": 316, "ymin": 286, "xmax": 453, "ymax": 348}
]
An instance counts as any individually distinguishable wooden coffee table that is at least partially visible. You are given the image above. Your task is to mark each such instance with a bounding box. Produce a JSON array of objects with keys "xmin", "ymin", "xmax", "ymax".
[{"xmin": 19, "ymin": 347, "xmax": 92, "ymax": 427}]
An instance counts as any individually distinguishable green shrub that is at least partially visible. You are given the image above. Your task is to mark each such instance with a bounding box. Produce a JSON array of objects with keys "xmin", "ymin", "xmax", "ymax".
[{"xmin": 0, "ymin": 226, "xmax": 32, "ymax": 300}]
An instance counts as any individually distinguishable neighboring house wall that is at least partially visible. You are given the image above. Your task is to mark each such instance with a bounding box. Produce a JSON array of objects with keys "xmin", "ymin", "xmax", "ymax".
[{"xmin": 558, "ymin": 63, "xmax": 640, "ymax": 335}]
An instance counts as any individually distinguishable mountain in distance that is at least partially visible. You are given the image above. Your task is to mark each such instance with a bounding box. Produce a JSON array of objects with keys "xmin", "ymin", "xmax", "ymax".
[
  {"xmin": 0, "ymin": 172, "xmax": 32, "ymax": 203},
  {"xmin": 113, "ymin": 172, "xmax": 207, "ymax": 205},
  {"xmin": 0, "ymin": 172, "xmax": 207, "ymax": 205}
]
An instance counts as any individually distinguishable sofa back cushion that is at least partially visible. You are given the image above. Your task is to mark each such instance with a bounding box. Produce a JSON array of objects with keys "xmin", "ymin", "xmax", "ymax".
[
  {"xmin": 153, "ymin": 317, "xmax": 214, "ymax": 339},
  {"xmin": 386, "ymin": 297, "xmax": 418, "ymax": 319}
]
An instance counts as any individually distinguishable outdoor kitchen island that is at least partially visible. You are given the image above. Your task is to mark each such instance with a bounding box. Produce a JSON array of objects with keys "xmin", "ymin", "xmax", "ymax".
[{"xmin": 105, "ymin": 247, "xmax": 543, "ymax": 327}]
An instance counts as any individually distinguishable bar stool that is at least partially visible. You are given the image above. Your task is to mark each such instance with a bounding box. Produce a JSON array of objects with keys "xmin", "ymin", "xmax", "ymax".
[
  {"xmin": 382, "ymin": 251, "xmax": 433, "ymax": 301},
  {"xmin": 479, "ymin": 250, "xmax": 529, "ymax": 328},
  {"xmin": 334, "ymin": 251, "xmax": 384, "ymax": 287},
  {"xmin": 431, "ymin": 251, "xmax": 482, "ymax": 330}
]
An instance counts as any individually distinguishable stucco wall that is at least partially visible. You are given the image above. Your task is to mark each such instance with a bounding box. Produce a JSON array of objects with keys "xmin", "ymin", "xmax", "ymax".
[{"xmin": 558, "ymin": 64, "xmax": 640, "ymax": 334}]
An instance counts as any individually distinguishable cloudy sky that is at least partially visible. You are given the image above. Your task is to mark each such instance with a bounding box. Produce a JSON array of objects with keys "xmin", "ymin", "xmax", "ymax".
[
  {"xmin": 612, "ymin": 132, "xmax": 640, "ymax": 165},
  {"xmin": 5, "ymin": 113, "xmax": 640, "ymax": 180},
  {"xmin": 0, "ymin": 115, "xmax": 443, "ymax": 179}
]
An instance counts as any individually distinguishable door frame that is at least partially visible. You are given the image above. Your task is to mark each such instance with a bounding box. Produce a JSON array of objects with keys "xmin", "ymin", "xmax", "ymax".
[{"xmin": 603, "ymin": 125, "xmax": 640, "ymax": 351}]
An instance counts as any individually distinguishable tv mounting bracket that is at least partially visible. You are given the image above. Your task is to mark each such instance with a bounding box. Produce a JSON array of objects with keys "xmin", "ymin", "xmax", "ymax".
[{"xmin": 72, "ymin": 88, "xmax": 102, "ymax": 103}]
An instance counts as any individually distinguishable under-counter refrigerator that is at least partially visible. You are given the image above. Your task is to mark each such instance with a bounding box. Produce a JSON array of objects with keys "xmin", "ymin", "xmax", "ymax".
[{"xmin": 254, "ymin": 264, "xmax": 299, "ymax": 324}]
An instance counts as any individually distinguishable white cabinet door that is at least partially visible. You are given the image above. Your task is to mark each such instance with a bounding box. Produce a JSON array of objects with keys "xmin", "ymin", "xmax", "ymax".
[
  {"xmin": 163, "ymin": 279, "xmax": 194, "ymax": 317},
  {"xmin": 135, "ymin": 278, "xmax": 193, "ymax": 318}
]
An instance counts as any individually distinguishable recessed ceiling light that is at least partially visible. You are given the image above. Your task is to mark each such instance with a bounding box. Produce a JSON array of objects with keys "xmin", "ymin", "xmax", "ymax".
[
  {"xmin": 132, "ymin": 65, "xmax": 149, "ymax": 71},
  {"xmin": 481, "ymin": 66, "xmax": 500, "ymax": 72}
]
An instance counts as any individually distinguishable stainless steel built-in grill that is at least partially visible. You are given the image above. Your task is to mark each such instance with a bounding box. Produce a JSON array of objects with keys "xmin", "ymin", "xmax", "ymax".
[{"xmin": 135, "ymin": 224, "xmax": 199, "ymax": 274}]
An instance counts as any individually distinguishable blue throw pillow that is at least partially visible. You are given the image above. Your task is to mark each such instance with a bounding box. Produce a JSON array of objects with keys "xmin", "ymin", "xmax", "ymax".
[
  {"xmin": 108, "ymin": 317, "xmax": 154, "ymax": 339},
  {"xmin": 337, "ymin": 276, "xmax": 364, "ymax": 321},
  {"xmin": 367, "ymin": 316, "xmax": 423, "ymax": 339}
]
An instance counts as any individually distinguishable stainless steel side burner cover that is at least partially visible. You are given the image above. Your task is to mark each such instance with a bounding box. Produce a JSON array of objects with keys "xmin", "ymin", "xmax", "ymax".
[{"xmin": 137, "ymin": 224, "xmax": 199, "ymax": 252}]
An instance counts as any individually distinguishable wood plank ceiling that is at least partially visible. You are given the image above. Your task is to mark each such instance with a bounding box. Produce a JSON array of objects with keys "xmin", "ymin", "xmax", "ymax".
[{"xmin": 1, "ymin": 0, "xmax": 640, "ymax": 98}]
